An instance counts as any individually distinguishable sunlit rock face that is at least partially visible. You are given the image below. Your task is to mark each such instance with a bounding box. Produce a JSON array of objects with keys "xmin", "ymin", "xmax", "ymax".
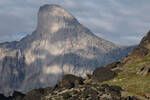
[
  {"xmin": 0, "ymin": 4, "xmax": 133, "ymax": 95},
  {"xmin": 37, "ymin": 4, "xmax": 76, "ymax": 34}
]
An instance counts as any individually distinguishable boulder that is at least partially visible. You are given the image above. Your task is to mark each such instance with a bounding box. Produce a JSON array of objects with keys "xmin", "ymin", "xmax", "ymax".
[
  {"xmin": 93, "ymin": 67, "xmax": 116, "ymax": 82},
  {"xmin": 12, "ymin": 91, "xmax": 25, "ymax": 100},
  {"xmin": 144, "ymin": 93, "xmax": 150, "ymax": 100},
  {"xmin": 137, "ymin": 65, "xmax": 150, "ymax": 76},
  {"xmin": 58, "ymin": 74, "xmax": 84, "ymax": 89},
  {"xmin": 23, "ymin": 87, "xmax": 53, "ymax": 100}
]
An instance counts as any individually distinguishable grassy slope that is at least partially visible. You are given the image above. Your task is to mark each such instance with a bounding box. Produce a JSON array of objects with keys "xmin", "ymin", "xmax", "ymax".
[{"xmin": 104, "ymin": 54, "xmax": 150, "ymax": 96}]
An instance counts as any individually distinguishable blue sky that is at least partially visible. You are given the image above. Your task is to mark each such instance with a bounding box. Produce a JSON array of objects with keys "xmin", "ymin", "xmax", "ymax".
[{"xmin": 0, "ymin": 0, "xmax": 149, "ymax": 45}]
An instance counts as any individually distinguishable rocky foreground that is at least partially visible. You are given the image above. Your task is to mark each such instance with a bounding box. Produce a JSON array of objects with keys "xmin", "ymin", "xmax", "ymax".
[{"xmin": 0, "ymin": 73, "xmax": 139, "ymax": 100}]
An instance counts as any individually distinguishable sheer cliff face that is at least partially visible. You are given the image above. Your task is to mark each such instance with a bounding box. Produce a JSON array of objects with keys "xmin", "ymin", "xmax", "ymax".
[{"xmin": 0, "ymin": 4, "xmax": 131, "ymax": 95}]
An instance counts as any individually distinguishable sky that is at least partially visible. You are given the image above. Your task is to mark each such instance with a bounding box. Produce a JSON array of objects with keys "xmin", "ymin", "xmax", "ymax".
[{"xmin": 0, "ymin": 0, "xmax": 149, "ymax": 45}]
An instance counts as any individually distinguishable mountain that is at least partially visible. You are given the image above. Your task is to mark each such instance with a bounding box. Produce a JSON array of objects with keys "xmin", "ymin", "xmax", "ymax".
[{"xmin": 0, "ymin": 4, "xmax": 133, "ymax": 95}]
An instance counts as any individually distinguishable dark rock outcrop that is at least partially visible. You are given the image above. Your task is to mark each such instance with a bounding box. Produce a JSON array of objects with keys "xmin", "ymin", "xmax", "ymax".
[
  {"xmin": 92, "ymin": 67, "xmax": 116, "ymax": 82},
  {"xmin": 43, "ymin": 83, "xmax": 124, "ymax": 100},
  {"xmin": 11, "ymin": 91, "xmax": 25, "ymax": 100},
  {"xmin": 23, "ymin": 87, "xmax": 53, "ymax": 100},
  {"xmin": 0, "ymin": 91, "xmax": 25, "ymax": 100},
  {"xmin": 0, "ymin": 94, "xmax": 10, "ymax": 100},
  {"xmin": 58, "ymin": 74, "xmax": 84, "ymax": 89}
]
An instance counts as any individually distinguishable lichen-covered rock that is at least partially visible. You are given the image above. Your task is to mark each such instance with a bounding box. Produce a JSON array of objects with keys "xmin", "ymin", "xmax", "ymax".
[
  {"xmin": 43, "ymin": 83, "xmax": 123, "ymax": 100},
  {"xmin": 137, "ymin": 65, "xmax": 150, "ymax": 76}
]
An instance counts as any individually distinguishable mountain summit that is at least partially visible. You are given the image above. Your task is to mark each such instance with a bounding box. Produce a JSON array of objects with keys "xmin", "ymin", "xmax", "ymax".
[
  {"xmin": 0, "ymin": 4, "xmax": 132, "ymax": 95},
  {"xmin": 37, "ymin": 4, "xmax": 76, "ymax": 34}
]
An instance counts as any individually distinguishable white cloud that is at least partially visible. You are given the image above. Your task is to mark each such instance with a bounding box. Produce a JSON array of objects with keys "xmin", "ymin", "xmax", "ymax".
[{"xmin": 0, "ymin": 0, "xmax": 149, "ymax": 45}]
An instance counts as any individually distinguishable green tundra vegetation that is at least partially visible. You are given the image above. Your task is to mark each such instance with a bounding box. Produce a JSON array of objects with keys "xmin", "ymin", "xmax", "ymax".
[{"xmin": 105, "ymin": 53, "xmax": 150, "ymax": 97}]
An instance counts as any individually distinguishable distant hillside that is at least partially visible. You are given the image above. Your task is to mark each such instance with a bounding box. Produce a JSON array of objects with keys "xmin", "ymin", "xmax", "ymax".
[{"xmin": 104, "ymin": 31, "xmax": 150, "ymax": 99}]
